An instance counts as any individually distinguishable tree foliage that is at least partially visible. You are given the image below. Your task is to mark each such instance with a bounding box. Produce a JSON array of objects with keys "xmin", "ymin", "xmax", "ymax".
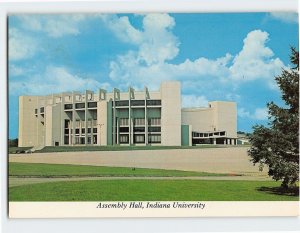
[{"xmin": 248, "ymin": 47, "xmax": 299, "ymax": 188}]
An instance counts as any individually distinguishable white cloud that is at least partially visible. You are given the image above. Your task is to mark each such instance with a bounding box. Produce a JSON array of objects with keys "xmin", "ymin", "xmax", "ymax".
[
  {"xmin": 182, "ymin": 95, "xmax": 208, "ymax": 108},
  {"xmin": 269, "ymin": 12, "xmax": 298, "ymax": 24},
  {"xmin": 16, "ymin": 14, "xmax": 88, "ymax": 38},
  {"xmin": 238, "ymin": 107, "xmax": 268, "ymax": 120},
  {"xmin": 9, "ymin": 66, "xmax": 109, "ymax": 95},
  {"xmin": 229, "ymin": 30, "xmax": 285, "ymax": 87},
  {"xmin": 98, "ymin": 15, "xmax": 142, "ymax": 44},
  {"xmin": 106, "ymin": 16, "xmax": 284, "ymax": 92},
  {"xmin": 9, "ymin": 28, "xmax": 37, "ymax": 60},
  {"xmin": 104, "ymin": 13, "xmax": 179, "ymax": 68}
]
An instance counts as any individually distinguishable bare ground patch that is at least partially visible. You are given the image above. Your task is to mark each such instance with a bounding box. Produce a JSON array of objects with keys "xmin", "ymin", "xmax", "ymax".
[{"xmin": 9, "ymin": 147, "xmax": 268, "ymax": 177}]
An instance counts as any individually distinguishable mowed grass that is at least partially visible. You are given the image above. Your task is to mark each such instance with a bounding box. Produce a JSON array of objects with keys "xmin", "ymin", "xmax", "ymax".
[
  {"xmin": 36, "ymin": 145, "xmax": 229, "ymax": 153},
  {"xmin": 9, "ymin": 162, "xmax": 229, "ymax": 178},
  {"xmin": 9, "ymin": 179, "xmax": 298, "ymax": 201}
]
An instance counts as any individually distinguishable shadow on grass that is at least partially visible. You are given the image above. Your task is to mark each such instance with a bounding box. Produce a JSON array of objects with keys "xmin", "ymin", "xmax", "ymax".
[{"xmin": 257, "ymin": 186, "xmax": 299, "ymax": 197}]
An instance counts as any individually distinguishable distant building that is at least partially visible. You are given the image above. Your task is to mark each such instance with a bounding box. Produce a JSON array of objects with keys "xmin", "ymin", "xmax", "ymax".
[
  {"xmin": 237, "ymin": 133, "xmax": 250, "ymax": 145},
  {"xmin": 18, "ymin": 81, "xmax": 237, "ymax": 148}
]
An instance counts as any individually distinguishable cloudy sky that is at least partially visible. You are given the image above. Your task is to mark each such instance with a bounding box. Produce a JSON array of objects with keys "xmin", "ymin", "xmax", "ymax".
[{"xmin": 8, "ymin": 13, "xmax": 298, "ymax": 138}]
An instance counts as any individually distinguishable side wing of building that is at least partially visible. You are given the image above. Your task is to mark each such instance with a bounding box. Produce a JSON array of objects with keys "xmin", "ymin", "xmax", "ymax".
[{"xmin": 181, "ymin": 101, "xmax": 237, "ymax": 145}]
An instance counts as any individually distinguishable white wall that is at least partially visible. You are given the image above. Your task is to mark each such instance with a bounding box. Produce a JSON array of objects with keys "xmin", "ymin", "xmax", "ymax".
[{"xmin": 161, "ymin": 81, "xmax": 181, "ymax": 146}]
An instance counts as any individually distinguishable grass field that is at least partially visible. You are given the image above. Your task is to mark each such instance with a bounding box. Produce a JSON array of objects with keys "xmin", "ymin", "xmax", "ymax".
[
  {"xmin": 34, "ymin": 144, "xmax": 231, "ymax": 153},
  {"xmin": 9, "ymin": 162, "xmax": 229, "ymax": 177},
  {"xmin": 9, "ymin": 179, "xmax": 299, "ymax": 201},
  {"xmin": 9, "ymin": 162, "xmax": 298, "ymax": 202}
]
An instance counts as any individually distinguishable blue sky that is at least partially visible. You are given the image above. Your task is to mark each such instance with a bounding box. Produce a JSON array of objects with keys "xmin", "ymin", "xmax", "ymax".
[{"xmin": 8, "ymin": 13, "xmax": 298, "ymax": 138}]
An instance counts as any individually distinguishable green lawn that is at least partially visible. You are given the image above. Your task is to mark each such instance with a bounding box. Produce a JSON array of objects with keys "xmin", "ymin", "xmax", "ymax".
[
  {"xmin": 9, "ymin": 162, "xmax": 229, "ymax": 178},
  {"xmin": 35, "ymin": 144, "xmax": 233, "ymax": 153},
  {"xmin": 9, "ymin": 179, "xmax": 298, "ymax": 201}
]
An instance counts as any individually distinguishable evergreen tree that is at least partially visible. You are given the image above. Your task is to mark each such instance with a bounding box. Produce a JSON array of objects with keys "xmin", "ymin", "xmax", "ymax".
[{"xmin": 248, "ymin": 47, "xmax": 299, "ymax": 188}]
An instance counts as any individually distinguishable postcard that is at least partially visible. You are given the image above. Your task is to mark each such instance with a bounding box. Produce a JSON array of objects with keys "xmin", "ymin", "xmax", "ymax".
[{"xmin": 7, "ymin": 12, "xmax": 299, "ymax": 218}]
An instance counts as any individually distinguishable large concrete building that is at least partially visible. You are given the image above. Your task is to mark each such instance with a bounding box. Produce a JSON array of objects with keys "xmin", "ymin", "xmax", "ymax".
[{"xmin": 18, "ymin": 81, "xmax": 237, "ymax": 148}]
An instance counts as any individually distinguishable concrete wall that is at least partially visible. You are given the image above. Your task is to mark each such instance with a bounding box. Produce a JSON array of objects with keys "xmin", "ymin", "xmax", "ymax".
[
  {"xmin": 181, "ymin": 108, "xmax": 214, "ymax": 132},
  {"xmin": 210, "ymin": 101, "xmax": 237, "ymax": 138},
  {"xmin": 181, "ymin": 101, "xmax": 237, "ymax": 139},
  {"xmin": 18, "ymin": 96, "xmax": 38, "ymax": 147},
  {"xmin": 97, "ymin": 101, "xmax": 107, "ymax": 146},
  {"xmin": 45, "ymin": 106, "xmax": 53, "ymax": 146},
  {"xmin": 161, "ymin": 81, "xmax": 181, "ymax": 146},
  {"xmin": 51, "ymin": 104, "xmax": 62, "ymax": 146}
]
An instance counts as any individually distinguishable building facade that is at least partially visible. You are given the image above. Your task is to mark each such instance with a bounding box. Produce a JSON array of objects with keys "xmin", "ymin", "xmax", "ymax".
[{"xmin": 18, "ymin": 81, "xmax": 237, "ymax": 148}]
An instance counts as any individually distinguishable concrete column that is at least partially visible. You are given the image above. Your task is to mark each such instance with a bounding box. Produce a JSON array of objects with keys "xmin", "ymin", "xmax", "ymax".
[
  {"xmin": 213, "ymin": 138, "xmax": 216, "ymax": 145},
  {"xmin": 129, "ymin": 98, "xmax": 131, "ymax": 145},
  {"xmin": 97, "ymin": 101, "xmax": 107, "ymax": 146},
  {"xmin": 60, "ymin": 94, "xmax": 64, "ymax": 146},
  {"xmin": 116, "ymin": 118, "xmax": 119, "ymax": 144},
  {"xmin": 72, "ymin": 93, "xmax": 76, "ymax": 145},
  {"xmin": 131, "ymin": 118, "xmax": 134, "ymax": 144},
  {"xmin": 161, "ymin": 81, "xmax": 181, "ymax": 146},
  {"xmin": 85, "ymin": 91, "xmax": 88, "ymax": 146},
  {"xmin": 145, "ymin": 104, "xmax": 148, "ymax": 146},
  {"xmin": 69, "ymin": 126, "xmax": 71, "ymax": 145},
  {"xmin": 112, "ymin": 103, "xmax": 116, "ymax": 145}
]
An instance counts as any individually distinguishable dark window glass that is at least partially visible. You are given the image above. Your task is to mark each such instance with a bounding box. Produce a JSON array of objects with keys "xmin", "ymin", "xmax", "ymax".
[
  {"xmin": 134, "ymin": 127, "xmax": 145, "ymax": 132},
  {"xmin": 88, "ymin": 102, "xmax": 97, "ymax": 108},
  {"xmin": 40, "ymin": 107, "xmax": 44, "ymax": 113},
  {"xmin": 75, "ymin": 103, "xmax": 85, "ymax": 109},
  {"xmin": 34, "ymin": 108, "xmax": 38, "ymax": 114},
  {"xmin": 64, "ymin": 120, "xmax": 70, "ymax": 128},
  {"xmin": 64, "ymin": 129, "xmax": 69, "ymax": 134},
  {"xmin": 148, "ymin": 127, "xmax": 161, "ymax": 132},
  {"xmin": 131, "ymin": 100, "xmax": 145, "ymax": 106},
  {"xmin": 82, "ymin": 128, "xmax": 85, "ymax": 134},
  {"xmin": 93, "ymin": 135, "xmax": 97, "ymax": 144},
  {"xmin": 88, "ymin": 128, "xmax": 91, "ymax": 134},
  {"xmin": 64, "ymin": 136, "xmax": 69, "ymax": 145},
  {"xmin": 220, "ymin": 131, "xmax": 225, "ymax": 136},
  {"xmin": 87, "ymin": 137, "xmax": 92, "ymax": 144},
  {"xmin": 93, "ymin": 128, "xmax": 97, "ymax": 133},
  {"xmin": 119, "ymin": 127, "xmax": 129, "ymax": 133},
  {"xmin": 75, "ymin": 129, "xmax": 80, "ymax": 134},
  {"xmin": 80, "ymin": 137, "xmax": 85, "ymax": 144},
  {"xmin": 115, "ymin": 100, "xmax": 129, "ymax": 107},
  {"xmin": 64, "ymin": 104, "xmax": 73, "ymax": 110},
  {"xmin": 146, "ymin": 100, "xmax": 161, "ymax": 106}
]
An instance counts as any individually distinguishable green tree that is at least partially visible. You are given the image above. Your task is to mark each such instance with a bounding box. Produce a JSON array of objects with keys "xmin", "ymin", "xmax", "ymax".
[{"xmin": 248, "ymin": 47, "xmax": 299, "ymax": 188}]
